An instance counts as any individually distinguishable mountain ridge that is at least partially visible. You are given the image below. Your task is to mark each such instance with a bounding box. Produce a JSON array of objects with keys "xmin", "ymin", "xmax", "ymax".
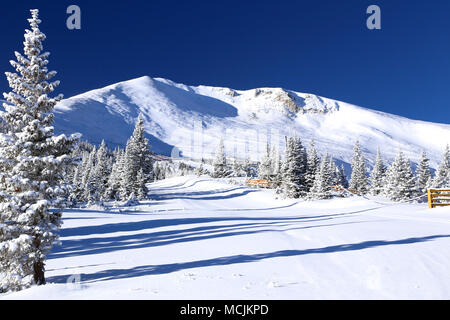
[{"xmin": 49, "ymin": 75, "xmax": 450, "ymax": 170}]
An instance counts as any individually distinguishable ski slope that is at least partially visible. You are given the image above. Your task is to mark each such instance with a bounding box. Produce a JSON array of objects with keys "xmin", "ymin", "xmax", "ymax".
[
  {"xmin": 2, "ymin": 176, "xmax": 450, "ymax": 300},
  {"xmin": 53, "ymin": 76, "xmax": 450, "ymax": 169}
]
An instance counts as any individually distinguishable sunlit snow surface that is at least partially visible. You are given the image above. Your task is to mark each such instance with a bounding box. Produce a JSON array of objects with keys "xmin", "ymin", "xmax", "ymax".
[{"xmin": 3, "ymin": 176, "xmax": 450, "ymax": 300}]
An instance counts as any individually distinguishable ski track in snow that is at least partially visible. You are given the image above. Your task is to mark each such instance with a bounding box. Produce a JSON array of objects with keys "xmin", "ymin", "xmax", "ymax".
[{"xmin": 2, "ymin": 176, "xmax": 450, "ymax": 300}]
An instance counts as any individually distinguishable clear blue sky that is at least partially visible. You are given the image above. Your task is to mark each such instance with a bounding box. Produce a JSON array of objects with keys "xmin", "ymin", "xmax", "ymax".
[{"xmin": 1, "ymin": 0, "xmax": 449, "ymax": 123}]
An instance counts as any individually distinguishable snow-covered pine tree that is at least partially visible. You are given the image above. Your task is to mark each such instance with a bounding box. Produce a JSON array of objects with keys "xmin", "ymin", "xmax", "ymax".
[
  {"xmin": 349, "ymin": 140, "xmax": 368, "ymax": 194},
  {"xmin": 337, "ymin": 164, "xmax": 349, "ymax": 189},
  {"xmin": 305, "ymin": 139, "xmax": 320, "ymax": 191},
  {"xmin": 212, "ymin": 138, "xmax": 228, "ymax": 178},
  {"xmin": 106, "ymin": 147, "xmax": 115, "ymax": 173},
  {"xmin": 105, "ymin": 149, "xmax": 125, "ymax": 200},
  {"xmin": 70, "ymin": 150, "xmax": 88, "ymax": 202},
  {"xmin": 328, "ymin": 157, "xmax": 339, "ymax": 186},
  {"xmin": 93, "ymin": 140, "xmax": 110, "ymax": 201},
  {"xmin": 369, "ymin": 148, "xmax": 386, "ymax": 195},
  {"xmin": 243, "ymin": 156, "xmax": 253, "ymax": 177},
  {"xmin": 118, "ymin": 115, "xmax": 153, "ymax": 200},
  {"xmin": 152, "ymin": 161, "xmax": 162, "ymax": 181},
  {"xmin": 383, "ymin": 151, "xmax": 416, "ymax": 201},
  {"xmin": 124, "ymin": 192, "xmax": 139, "ymax": 207},
  {"xmin": 69, "ymin": 166, "xmax": 81, "ymax": 204},
  {"xmin": 282, "ymin": 136, "xmax": 307, "ymax": 198},
  {"xmin": 432, "ymin": 144, "xmax": 450, "ymax": 188},
  {"xmin": 231, "ymin": 158, "xmax": 245, "ymax": 177},
  {"xmin": 308, "ymin": 154, "xmax": 332, "ymax": 200},
  {"xmin": 120, "ymin": 140, "xmax": 137, "ymax": 200},
  {"xmin": 0, "ymin": 9, "xmax": 79, "ymax": 292},
  {"xmin": 194, "ymin": 163, "xmax": 206, "ymax": 177},
  {"xmin": 177, "ymin": 161, "xmax": 194, "ymax": 176},
  {"xmin": 129, "ymin": 113, "xmax": 153, "ymax": 182},
  {"xmin": 163, "ymin": 162, "xmax": 174, "ymax": 179},
  {"xmin": 271, "ymin": 147, "xmax": 282, "ymax": 186},
  {"xmin": 258, "ymin": 143, "xmax": 272, "ymax": 180},
  {"xmin": 415, "ymin": 149, "xmax": 432, "ymax": 194},
  {"xmin": 135, "ymin": 169, "xmax": 148, "ymax": 200},
  {"xmin": 299, "ymin": 138, "xmax": 308, "ymax": 181},
  {"xmin": 81, "ymin": 146, "xmax": 97, "ymax": 204}
]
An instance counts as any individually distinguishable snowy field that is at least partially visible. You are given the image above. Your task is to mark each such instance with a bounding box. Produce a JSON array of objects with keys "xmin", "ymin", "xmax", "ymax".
[{"xmin": 2, "ymin": 176, "xmax": 450, "ymax": 300}]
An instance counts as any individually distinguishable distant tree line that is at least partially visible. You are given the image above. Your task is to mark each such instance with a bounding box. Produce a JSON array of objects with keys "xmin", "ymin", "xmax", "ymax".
[
  {"xmin": 211, "ymin": 137, "xmax": 450, "ymax": 202},
  {"xmin": 67, "ymin": 114, "xmax": 154, "ymax": 205}
]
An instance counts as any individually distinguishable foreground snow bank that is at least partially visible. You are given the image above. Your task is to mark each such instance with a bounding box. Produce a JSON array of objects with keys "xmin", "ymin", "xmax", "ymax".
[{"xmin": 2, "ymin": 176, "xmax": 450, "ymax": 299}]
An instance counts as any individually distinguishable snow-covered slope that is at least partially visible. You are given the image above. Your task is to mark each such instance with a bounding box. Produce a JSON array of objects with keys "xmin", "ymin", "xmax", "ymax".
[
  {"xmin": 54, "ymin": 76, "xmax": 450, "ymax": 169},
  {"xmin": 3, "ymin": 176, "xmax": 450, "ymax": 299}
]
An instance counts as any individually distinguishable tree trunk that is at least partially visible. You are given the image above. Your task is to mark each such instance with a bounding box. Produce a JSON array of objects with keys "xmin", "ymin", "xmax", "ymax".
[
  {"xmin": 33, "ymin": 261, "xmax": 46, "ymax": 285},
  {"xmin": 33, "ymin": 237, "xmax": 45, "ymax": 285}
]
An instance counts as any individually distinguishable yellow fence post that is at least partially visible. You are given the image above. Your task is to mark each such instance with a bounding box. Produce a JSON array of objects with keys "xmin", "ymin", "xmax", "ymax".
[
  {"xmin": 428, "ymin": 189, "xmax": 433, "ymax": 209},
  {"xmin": 428, "ymin": 188, "xmax": 450, "ymax": 209}
]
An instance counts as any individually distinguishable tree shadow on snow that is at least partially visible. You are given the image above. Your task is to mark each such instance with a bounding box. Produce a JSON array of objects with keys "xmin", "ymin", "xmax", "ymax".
[
  {"xmin": 47, "ymin": 234, "xmax": 450, "ymax": 284},
  {"xmin": 150, "ymin": 187, "xmax": 258, "ymax": 201},
  {"xmin": 59, "ymin": 205, "xmax": 384, "ymax": 238},
  {"xmin": 50, "ymin": 218, "xmax": 375, "ymax": 259}
]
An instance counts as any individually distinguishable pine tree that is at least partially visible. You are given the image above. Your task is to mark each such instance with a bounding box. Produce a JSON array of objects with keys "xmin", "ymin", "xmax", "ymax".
[
  {"xmin": 0, "ymin": 10, "xmax": 79, "ymax": 292},
  {"xmin": 69, "ymin": 148, "xmax": 89, "ymax": 203},
  {"xmin": 305, "ymin": 139, "xmax": 320, "ymax": 191},
  {"xmin": 93, "ymin": 140, "xmax": 110, "ymax": 201},
  {"xmin": 339, "ymin": 165, "xmax": 350, "ymax": 189},
  {"xmin": 117, "ymin": 115, "xmax": 153, "ymax": 200},
  {"xmin": 153, "ymin": 161, "xmax": 162, "ymax": 181},
  {"xmin": 231, "ymin": 158, "xmax": 244, "ymax": 177},
  {"xmin": 135, "ymin": 169, "xmax": 147, "ymax": 200},
  {"xmin": 70, "ymin": 166, "xmax": 81, "ymax": 204},
  {"xmin": 282, "ymin": 136, "xmax": 307, "ymax": 198},
  {"xmin": 105, "ymin": 149, "xmax": 125, "ymax": 200},
  {"xmin": 432, "ymin": 144, "xmax": 450, "ymax": 188},
  {"xmin": 243, "ymin": 156, "xmax": 253, "ymax": 177},
  {"xmin": 258, "ymin": 143, "xmax": 272, "ymax": 180},
  {"xmin": 308, "ymin": 154, "xmax": 332, "ymax": 200},
  {"xmin": 415, "ymin": 150, "xmax": 432, "ymax": 194},
  {"xmin": 349, "ymin": 140, "xmax": 368, "ymax": 194},
  {"xmin": 271, "ymin": 147, "xmax": 282, "ymax": 186},
  {"xmin": 383, "ymin": 151, "xmax": 416, "ymax": 201},
  {"xmin": 369, "ymin": 148, "xmax": 386, "ymax": 195},
  {"xmin": 212, "ymin": 138, "xmax": 228, "ymax": 178},
  {"xmin": 195, "ymin": 163, "xmax": 206, "ymax": 176},
  {"xmin": 82, "ymin": 146, "xmax": 97, "ymax": 203},
  {"xmin": 328, "ymin": 157, "xmax": 339, "ymax": 186},
  {"xmin": 120, "ymin": 140, "xmax": 137, "ymax": 200},
  {"xmin": 124, "ymin": 192, "xmax": 139, "ymax": 206},
  {"xmin": 129, "ymin": 113, "xmax": 153, "ymax": 182}
]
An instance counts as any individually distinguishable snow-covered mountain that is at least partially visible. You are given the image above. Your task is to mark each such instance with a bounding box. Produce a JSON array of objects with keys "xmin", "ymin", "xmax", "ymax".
[{"xmin": 54, "ymin": 76, "xmax": 450, "ymax": 169}]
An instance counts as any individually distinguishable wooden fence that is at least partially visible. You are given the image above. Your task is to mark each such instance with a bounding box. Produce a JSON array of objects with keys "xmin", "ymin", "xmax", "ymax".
[
  {"xmin": 428, "ymin": 189, "xmax": 450, "ymax": 208},
  {"xmin": 245, "ymin": 179, "xmax": 271, "ymax": 188}
]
